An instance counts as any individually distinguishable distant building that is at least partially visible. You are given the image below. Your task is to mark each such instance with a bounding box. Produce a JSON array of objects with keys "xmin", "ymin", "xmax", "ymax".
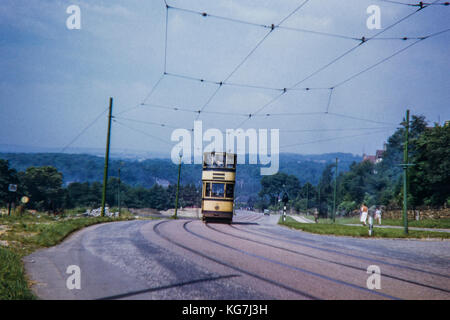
[
  {"xmin": 362, "ymin": 154, "xmax": 377, "ymax": 164},
  {"xmin": 362, "ymin": 142, "xmax": 386, "ymax": 164}
]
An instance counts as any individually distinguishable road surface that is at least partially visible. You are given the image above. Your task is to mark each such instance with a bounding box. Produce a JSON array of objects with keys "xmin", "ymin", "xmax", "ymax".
[{"xmin": 24, "ymin": 211, "xmax": 450, "ymax": 300}]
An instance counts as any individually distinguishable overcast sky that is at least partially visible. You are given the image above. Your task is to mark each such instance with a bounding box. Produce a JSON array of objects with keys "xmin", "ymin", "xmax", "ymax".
[{"xmin": 1, "ymin": 0, "xmax": 449, "ymax": 158}]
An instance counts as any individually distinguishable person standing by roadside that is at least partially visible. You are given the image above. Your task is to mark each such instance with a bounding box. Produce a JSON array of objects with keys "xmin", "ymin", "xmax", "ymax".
[
  {"xmin": 360, "ymin": 203, "xmax": 368, "ymax": 226},
  {"xmin": 375, "ymin": 207, "xmax": 382, "ymax": 225}
]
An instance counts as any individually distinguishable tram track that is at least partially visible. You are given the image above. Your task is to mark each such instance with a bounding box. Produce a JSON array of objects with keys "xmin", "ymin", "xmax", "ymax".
[
  {"xmin": 206, "ymin": 223, "xmax": 450, "ymax": 294},
  {"xmin": 152, "ymin": 220, "xmax": 320, "ymax": 300},
  {"xmin": 230, "ymin": 223, "xmax": 450, "ymax": 280},
  {"xmin": 179, "ymin": 220, "xmax": 400, "ymax": 300},
  {"xmin": 24, "ymin": 218, "xmax": 449, "ymax": 300}
]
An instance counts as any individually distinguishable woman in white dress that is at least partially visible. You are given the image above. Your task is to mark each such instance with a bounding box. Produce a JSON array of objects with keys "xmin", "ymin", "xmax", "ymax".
[{"xmin": 360, "ymin": 203, "xmax": 368, "ymax": 226}]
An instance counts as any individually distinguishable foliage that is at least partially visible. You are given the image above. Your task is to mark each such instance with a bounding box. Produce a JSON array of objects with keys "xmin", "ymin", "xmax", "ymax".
[
  {"xmin": 0, "ymin": 159, "xmax": 18, "ymax": 207},
  {"xmin": 0, "ymin": 213, "xmax": 133, "ymax": 300},
  {"xmin": 0, "ymin": 152, "xmax": 361, "ymax": 202},
  {"xmin": 333, "ymin": 114, "xmax": 447, "ymax": 209},
  {"xmin": 0, "ymin": 248, "xmax": 35, "ymax": 300},
  {"xmin": 18, "ymin": 166, "xmax": 64, "ymax": 212},
  {"xmin": 409, "ymin": 124, "xmax": 450, "ymax": 206},
  {"xmin": 279, "ymin": 216, "xmax": 450, "ymax": 239},
  {"xmin": 0, "ymin": 161, "xmax": 202, "ymax": 212}
]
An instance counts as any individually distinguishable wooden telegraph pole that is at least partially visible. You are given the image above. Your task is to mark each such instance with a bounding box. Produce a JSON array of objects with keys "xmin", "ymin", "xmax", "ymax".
[{"xmin": 101, "ymin": 98, "xmax": 113, "ymax": 217}]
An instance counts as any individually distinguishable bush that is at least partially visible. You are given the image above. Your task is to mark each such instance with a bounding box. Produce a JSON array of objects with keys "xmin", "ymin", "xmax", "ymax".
[{"xmin": 338, "ymin": 201, "xmax": 357, "ymax": 215}]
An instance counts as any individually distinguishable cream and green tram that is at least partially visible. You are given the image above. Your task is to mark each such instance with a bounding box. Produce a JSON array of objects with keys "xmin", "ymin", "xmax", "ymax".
[{"xmin": 201, "ymin": 152, "xmax": 236, "ymax": 223}]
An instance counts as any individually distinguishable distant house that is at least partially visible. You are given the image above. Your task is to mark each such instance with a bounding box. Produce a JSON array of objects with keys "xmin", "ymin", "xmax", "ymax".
[
  {"xmin": 362, "ymin": 154, "xmax": 377, "ymax": 164},
  {"xmin": 362, "ymin": 143, "xmax": 386, "ymax": 164}
]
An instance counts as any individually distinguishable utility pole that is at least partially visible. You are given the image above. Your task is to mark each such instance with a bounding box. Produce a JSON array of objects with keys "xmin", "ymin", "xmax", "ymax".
[
  {"xmin": 117, "ymin": 166, "xmax": 121, "ymax": 216},
  {"xmin": 306, "ymin": 182, "xmax": 309, "ymax": 212},
  {"xmin": 318, "ymin": 181, "xmax": 321, "ymax": 216},
  {"xmin": 333, "ymin": 157, "xmax": 338, "ymax": 223},
  {"xmin": 402, "ymin": 109, "xmax": 411, "ymax": 234},
  {"xmin": 101, "ymin": 97, "xmax": 113, "ymax": 217},
  {"xmin": 173, "ymin": 152, "xmax": 182, "ymax": 219}
]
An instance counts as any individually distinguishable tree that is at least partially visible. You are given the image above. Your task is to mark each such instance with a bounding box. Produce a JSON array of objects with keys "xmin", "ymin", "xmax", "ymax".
[
  {"xmin": 0, "ymin": 159, "xmax": 18, "ymax": 206},
  {"xmin": 259, "ymin": 173, "xmax": 300, "ymax": 205},
  {"xmin": 317, "ymin": 163, "xmax": 335, "ymax": 215},
  {"xmin": 19, "ymin": 166, "xmax": 64, "ymax": 212},
  {"xmin": 410, "ymin": 124, "xmax": 450, "ymax": 206}
]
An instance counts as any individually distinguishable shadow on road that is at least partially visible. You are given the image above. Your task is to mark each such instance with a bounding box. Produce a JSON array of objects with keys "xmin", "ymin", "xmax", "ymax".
[
  {"xmin": 231, "ymin": 222, "xmax": 259, "ymax": 225},
  {"xmin": 97, "ymin": 274, "xmax": 240, "ymax": 300}
]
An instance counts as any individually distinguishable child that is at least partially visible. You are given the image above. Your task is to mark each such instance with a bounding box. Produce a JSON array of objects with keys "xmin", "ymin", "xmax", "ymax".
[{"xmin": 375, "ymin": 207, "xmax": 382, "ymax": 225}]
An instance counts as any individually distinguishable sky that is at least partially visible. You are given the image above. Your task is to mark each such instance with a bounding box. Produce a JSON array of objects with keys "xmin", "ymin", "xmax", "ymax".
[{"xmin": 0, "ymin": 0, "xmax": 449, "ymax": 158}]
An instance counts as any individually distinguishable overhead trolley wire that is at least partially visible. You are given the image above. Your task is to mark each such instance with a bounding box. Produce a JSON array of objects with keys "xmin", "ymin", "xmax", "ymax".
[
  {"xmin": 116, "ymin": 0, "xmax": 170, "ymax": 117},
  {"xmin": 164, "ymin": 71, "xmax": 331, "ymax": 92},
  {"xmin": 332, "ymin": 27, "xmax": 450, "ymax": 88},
  {"xmin": 167, "ymin": 2, "xmax": 432, "ymax": 41},
  {"xmin": 238, "ymin": 0, "xmax": 441, "ymax": 121},
  {"xmin": 116, "ymin": 113, "xmax": 394, "ymax": 137},
  {"xmin": 128, "ymin": 102, "xmax": 251, "ymax": 117},
  {"xmin": 377, "ymin": 0, "xmax": 449, "ymax": 7},
  {"xmin": 291, "ymin": 0, "xmax": 440, "ymax": 88},
  {"xmin": 113, "ymin": 119, "xmax": 173, "ymax": 146},
  {"xmin": 60, "ymin": 107, "xmax": 109, "ymax": 153},
  {"xmin": 116, "ymin": 73, "xmax": 166, "ymax": 116},
  {"xmin": 276, "ymin": 0, "xmax": 311, "ymax": 27},
  {"xmin": 113, "ymin": 0, "xmax": 445, "ymax": 149},
  {"xmin": 168, "ymin": 5, "xmax": 270, "ymax": 29},
  {"xmin": 164, "ymin": 3, "xmax": 169, "ymax": 73},
  {"xmin": 195, "ymin": 29, "xmax": 274, "ymax": 120},
  {"xmin": 234, "ymin": 91, "xmax": 287, "ymax": 128},
  {"xmin": 114, "ymin": 117, "xmax": 181, "ymax": 129},
  {"xmin": 280, "ymin": 129, "xmax": 389, "ymax": 149},
  {"xmin": 193, "ymin": 0, "xmax": 312, "ymax": 120},
  {"xmin": 283, "ymin": 126, "xmax": 396, "ymax": 132},
  {"xmin": 326, "ymin": 112, "xmax": 398, "ymax": 126}
]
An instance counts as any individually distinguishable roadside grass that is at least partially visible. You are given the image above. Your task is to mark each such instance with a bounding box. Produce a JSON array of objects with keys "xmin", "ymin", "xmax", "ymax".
[
  {"xmin": 279, "ymin": 216, "xmax": 450, "ymax": 239},
  {"xmin": 0, "ymin": 210, "xmax": 134, "ymax": 300},
  {"xmin": 315, "ymin": 217, "xmax": 450, "ymax": 229}
]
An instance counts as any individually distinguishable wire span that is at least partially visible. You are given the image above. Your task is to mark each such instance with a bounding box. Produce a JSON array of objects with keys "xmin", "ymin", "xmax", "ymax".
[{"xmin": 61, "ymin": 107, "xmax": 109, "ymax": 153}]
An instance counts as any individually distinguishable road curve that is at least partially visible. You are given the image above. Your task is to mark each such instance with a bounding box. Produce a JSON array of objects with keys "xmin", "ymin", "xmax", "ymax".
[{"xmin": 24, "ymin": 212, "xmax": 450, "ymax": 300}]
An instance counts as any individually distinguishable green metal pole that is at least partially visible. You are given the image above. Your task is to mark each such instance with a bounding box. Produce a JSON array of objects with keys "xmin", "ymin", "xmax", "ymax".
[
  {"xmin": 173, "ymin": 154, "xmax": 182, "ymax": 219},
  {"xmin": 318, "ymin": 181, "xmax": 321, "ymax": 215},
  {"xmin": 306, "ymin": 183, "xmax": 309, "ymax": 212},
  {"xmin": 403, "ymin": 110, "xmax": 410, "ymax": 234},
  {"xmin": 101, "ymin": 97, "xmax": 113, "ymax": 217},
  {"xmin": 333, "ymin": 157, "xmax": 338, "ymax": 223},
  {"xmin": 117, "ymin": 167, "xmax": 121, "ymax": 216}
]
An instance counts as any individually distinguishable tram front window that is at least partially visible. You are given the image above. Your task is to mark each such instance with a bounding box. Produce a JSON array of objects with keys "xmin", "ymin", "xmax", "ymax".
[
  {"xmin": 212, "ymin": 183, "xmax": 225, "ymax": 197},
  {"xmin": 225, "ymin": 184, "xmax": 234, "ymax": 198},
  {"xmin": 205, "ymin": 182, "xmax": 211, "ymax": 197}
]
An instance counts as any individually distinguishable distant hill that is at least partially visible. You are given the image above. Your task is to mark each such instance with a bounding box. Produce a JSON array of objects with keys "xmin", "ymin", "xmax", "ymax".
[{"xmin": 0, "ymin": 152, "xmax": 362, "ymax": 198}]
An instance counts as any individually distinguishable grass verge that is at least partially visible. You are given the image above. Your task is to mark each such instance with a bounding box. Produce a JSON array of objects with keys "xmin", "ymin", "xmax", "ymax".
[
  {"xmin": 279, "ymin": 216, "xmax": 450, "ymax": 239},
  {"xmin": 0, "ymin": 212, "xmax": 134, "ymax": 300},
  {"xmin": 315, "ymin": 217, "xmax": 450, "ymax": 229}
]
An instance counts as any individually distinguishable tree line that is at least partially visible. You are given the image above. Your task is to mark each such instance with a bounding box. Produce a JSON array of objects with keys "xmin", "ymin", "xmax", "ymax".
[
  {"xmin": 0, "ymin": 162, "xmax": 200, "ymax": 213},
  {"xmin": 256, "ymin": 115, "xmax": 449, "ymax": 216}
]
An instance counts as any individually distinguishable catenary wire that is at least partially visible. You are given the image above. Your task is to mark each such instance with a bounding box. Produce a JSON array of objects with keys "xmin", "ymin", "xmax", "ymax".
[{"xmin": 60, "ymin": 107, "xmax": 109, "ymax": 153}]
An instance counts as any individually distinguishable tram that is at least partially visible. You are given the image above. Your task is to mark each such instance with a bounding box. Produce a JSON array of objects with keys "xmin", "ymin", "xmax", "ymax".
[{"xmin": 201, "ymin": 152, "xmax": 236, "ymax": 223}]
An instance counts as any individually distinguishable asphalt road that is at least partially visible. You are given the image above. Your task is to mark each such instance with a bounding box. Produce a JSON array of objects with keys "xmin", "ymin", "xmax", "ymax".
[{"xmin": 24, "ymin": 211, "xmax": 450, "ymax": 300}]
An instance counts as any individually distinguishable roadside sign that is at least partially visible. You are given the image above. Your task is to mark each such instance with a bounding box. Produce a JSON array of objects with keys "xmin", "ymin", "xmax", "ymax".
[
  {"xmin": 21, "ymin": 196, "xmax": 29, "ymax": 204},
  {"xmin": 8, "ymin": 184, "xmax": 17, "ymax": 192}
]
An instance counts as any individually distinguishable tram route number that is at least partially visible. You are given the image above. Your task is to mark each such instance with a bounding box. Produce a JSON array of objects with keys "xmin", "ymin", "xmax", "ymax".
[{"xmin": 182, "ymin": 304, "xmax": 268, "ymax": 317}]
